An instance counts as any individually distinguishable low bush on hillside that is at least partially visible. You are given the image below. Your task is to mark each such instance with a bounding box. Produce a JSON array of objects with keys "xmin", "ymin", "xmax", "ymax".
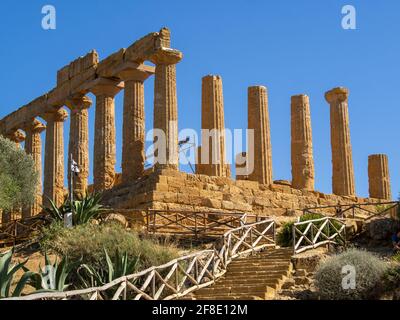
[
  {"xmin": 314, "ymin": 248, "xmax": 387, "ymax": 300},
  {"xmin": 40, "ymin": 222, "xmax": 180, "ymax": 273}
]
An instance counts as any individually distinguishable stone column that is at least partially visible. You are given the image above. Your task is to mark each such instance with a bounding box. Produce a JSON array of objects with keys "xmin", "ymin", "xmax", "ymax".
[
  {"xmin": 247, "ymin": 86, "xmax": 273, "ymax": 185},
  {"xmin": 325, "ymin": 87, "xmax": 355, "ymax": 196},
  {"xmin": 91, "ymin": 80, "xmax": 123, "ymax": 191},
  {"xmin": 200, "ymin": 75, "xmax": 229, "ymax": 177},
  {"xmin": 291, "ymin": 94, "xmax": 315, "ymax": 190},
  {"xmin": 22, "ymin": 119, "xmax": 46, "ymax": 218},
  {"xmin": 43, "ymin": 108, "xmax": 68, "ymax": 207},
  {"xmin": 5, "ymin": 129, "xmax": 25, "ymax": 148},
  {"xmin": 119, "ymin": 68, "xmax": 152, "ymax": 183},
  {"xmin": 368, "ymin": 154, "xmax": 392, "ymax": 200},
  {"xmin": 150, "ymin": 48, "xmax": 182, "ymax": 169},
  {"xmin": 66, "ymin": 95, "xmax": 92, "ymax": 199}
]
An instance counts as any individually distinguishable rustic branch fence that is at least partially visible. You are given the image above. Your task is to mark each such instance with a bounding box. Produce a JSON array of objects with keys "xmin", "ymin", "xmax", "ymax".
[
  {"xmin": 293, "ymin": 216, "xmax": 346, "ymax": 254},
  {"xmin": 4, "ymin": 217, "xmax": 275, "ymax": 300},
  {"xmin": 303, "ymin": 201, "xmax": 400, "ymax": 221}
]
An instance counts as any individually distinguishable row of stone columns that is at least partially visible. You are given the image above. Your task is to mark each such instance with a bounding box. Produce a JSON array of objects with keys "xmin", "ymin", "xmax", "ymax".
[
  {"xmin": 1, "ymin": 49, "xmax": 182, "ymax": 221},
  {"xmin": 195, "ymin": 78, "xmax": 392, "ymax": 200}
]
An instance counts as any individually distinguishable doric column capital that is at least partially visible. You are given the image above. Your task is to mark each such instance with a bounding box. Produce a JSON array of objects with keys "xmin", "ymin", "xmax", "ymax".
[
  {"xmin": 325, "ymin": 87, "xmax": 349, "ymax": 104},
  {"xmin": 116, "ymin": 62, "xmax": 155, "ymax": 82},
  {"xmin": 23, "ymin": 118, "xmax": 46, "ymax": 134},
  {"xmin": 6, "ymin": 129, "xmax": 25, "ymax": 143},
  {"xmin": 291, "ymin": 94, "xmax": 309, "ymax": 105},
  {"xmin": 149, "ymin": 48, "xmax": 183, "ymax": 65},
  {"xmin": 66, "ymin": 95, "xmax": 92, "ymax": 113},
  {"xmin": 90, "ymin": 78, "xmax": 124, "ymax": 97},
  {"xmin": 43, "ymin": 108, "xmax": 68, "ymax": 122}
]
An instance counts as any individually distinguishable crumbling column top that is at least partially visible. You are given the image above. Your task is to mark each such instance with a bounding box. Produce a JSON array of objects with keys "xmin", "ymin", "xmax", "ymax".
[
  {"xmin": 90, "ymin": 78, "xmax": 124, "ymax": 96},
  {"xmin": 43, "ymin": 108, "xmax": 68, "ymax": 122},
  {"xmin": 248, "ymin": 85, "xmax": 267, "ymax": 91},
  {"xmin": 149, "ymin": 47, "xmax": 183, "ymax": 65},
  {"xmin": 325, "ymin": 87, "xmax": 349, "ymax": 103},
  {"xmin": 65, "ymin": 95, "xmax": 92, "ymax": 112},
  {"xmin": 23, "ymin": 118, "xmax": 46, "ymax": 133},
  {"xmin": 368, "ymin": 154, "xmax": 388, "ymax": 159},
  {"xmin": 6, "ymin": 129, "xmax": 26, "ymax": 143},
  {"xmin": 117, "ymin": 64, "xmax": 155, "ymax": 82},
  {"xmin": 291, "ymin": 94, "xmax": 309, "ymax": 104},
  {"xmin": 203, "ymin": 74, "xmax": 223, "ymax": 81}
]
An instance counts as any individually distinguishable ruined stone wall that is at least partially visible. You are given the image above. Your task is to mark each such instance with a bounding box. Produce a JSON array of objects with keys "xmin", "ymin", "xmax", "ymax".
[{"xmin": 102, "ymin": 168, "xmax": 380, "ymax": 221}]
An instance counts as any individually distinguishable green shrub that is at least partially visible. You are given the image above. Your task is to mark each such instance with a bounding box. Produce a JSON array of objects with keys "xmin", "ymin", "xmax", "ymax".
[
  {"xmin": 277, "ymin": 213, "xmax": 343, "ymax": 247},
  {"xmin": 315, "ymin": 248, "xmax": 387, "ymax": 300},
  {"xmin": 40, "ymin": 222, "xmax": 180, "ymax": 274},
  {"xmin": 0, "ymin": 136, "xmax": 38, "ymax": 211}
]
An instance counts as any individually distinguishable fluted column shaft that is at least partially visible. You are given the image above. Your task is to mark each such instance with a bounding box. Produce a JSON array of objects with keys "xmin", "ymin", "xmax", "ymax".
[
  {"xmin": 291, "ymin": 95, "xmax": 315, "ymax": 190},
  {"xmin": 248, "ymin": 86, "xmax": 273, "ymax": 185},
  {"xmin": 91, "ymin": 81, "xmax": 122, "ymax": 191},
  {"xmin": 200, "ymin": 75, "xmax": 229, "ymax": 177},
  {"xmin": 23, "ymin": 119, "xmax": 46, "ymax": 218},
  {"xmin": 119, "ymin": 68, "xmax": 152, "ymax": 183},
  {"xmin": 150, "ymin": 49, "xmax": 182, "ymax": 169},
  {"xmin": 325, "ymin": 87, "xmax": 355, "ymax": 196},
  {"xmin": 43, "ymin": 109, "xmax": 68, "ymax": 207},
  {"xmin": 368, "ymin": 154, "xmax": 392, "ymax": 200},
  {"xmin": 66, "ymin": 96, "xmax": 91, "ymax": 199}
]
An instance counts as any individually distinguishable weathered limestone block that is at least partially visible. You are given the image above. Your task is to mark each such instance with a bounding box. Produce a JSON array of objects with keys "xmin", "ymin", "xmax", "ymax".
[
  {"xmin": 43, "ymin": 108, "xmax": 68, "ymax": 207},
  {"xmin": 199, "ymin": 75, "xmax": 229, "ymax": 177},
  {"xmin": 150, "ymin": 47, "xmax": 182, "ymax": 169},
  {"xmin": 91, "ymin": 79, "xmax": 123, "ymax": 191},
  {"xmin": 22, "ymin": 119, "xmax": 46, "ymax": 218},
  {"xmin": 325, "ymin": 87, "xmax": 355, "ymax": 196},
  {"xmin": 66, "ymin": 95, "xmax": 92, "ymax": 199},
  {"xmin": 368, "ymin": 154, "xmax": 392, "ymax": 200},
  {"xmin": 247, "ymin": 86, "xmax": 273, "ymax": 185},
  {"xmin": 291, "ymin": 95, "xmax": 315, "ymax": 190}
]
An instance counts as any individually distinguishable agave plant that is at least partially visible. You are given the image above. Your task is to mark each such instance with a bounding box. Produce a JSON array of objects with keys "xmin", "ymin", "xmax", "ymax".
[
  {"xmin": 71, "ymin": 192, "xmax": 106, "ymax": 225},
  {"xmin": 29, "ymin": 254, "xmax": 76, "ymax": 292},
  {"xmin": 43, "ymin": 192, "xmax": 106, "ymax": 225},
  {"xmin": 77, "ymin": 248, "xmax": 140, "ymax": 292},
  {"xmin": 0, "ymin": 248, "xmax": 35, "ymax": 298}
]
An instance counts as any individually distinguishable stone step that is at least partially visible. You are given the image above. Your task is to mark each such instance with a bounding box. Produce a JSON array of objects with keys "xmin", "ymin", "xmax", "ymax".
[
  {"xmin": 214, "ymin": 275, "xmax": 286, "ymax": 286},
  {"xmin": 227, "ymin": 264, "xmax": 289, "ymax": 272},
  {"xmin": 210, "ymin": 279, "xmax": 283, "ymax": 289},
  {"xmin": 229, "ymin": 259, "xmax": 290, "ymax": 266},
  {"xmin": 226, "ymin": 267, "xmax": 290, "ymax": 276},
  {"xmin": 217, "ymin": 272, "xmax": 290, "ymax": 282},
  {"xmin": 195, "ymin": 286, "xmax": 271, "ymax": 296}
]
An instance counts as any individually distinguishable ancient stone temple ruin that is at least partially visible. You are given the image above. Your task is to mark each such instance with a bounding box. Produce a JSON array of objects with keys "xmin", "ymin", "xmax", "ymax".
[{"xmin": 0, "ymin": 28, "xmax": 393, "ymax": 223}]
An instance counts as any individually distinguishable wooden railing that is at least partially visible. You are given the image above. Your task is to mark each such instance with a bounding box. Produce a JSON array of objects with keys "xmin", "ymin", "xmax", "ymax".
[
  {"xmin": 303, "ymin": 201, "xmax": 400, "ymax": 221},
  {"xmin": 0, "ymin": 215, "xmax": 48, "ymax": 247},
  {"xmin": 4, "ymin": 218, "xmax": 276, "ymax": 300},
  {"xmin": 293, "ymin": 217, "xmax": 346, "ymax": 254},
  {"xmin": 145, "ymin": 209, "xmax": 258, "ymax": 239}
]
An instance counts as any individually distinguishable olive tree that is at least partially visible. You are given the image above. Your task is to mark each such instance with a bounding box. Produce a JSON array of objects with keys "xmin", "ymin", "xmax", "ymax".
[{"xmin": 0, "ymin": 136, "xmax": 38, "ymax": 211}]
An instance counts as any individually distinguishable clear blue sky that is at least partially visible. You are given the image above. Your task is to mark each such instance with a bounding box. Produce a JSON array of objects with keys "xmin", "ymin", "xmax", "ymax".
[{"xmin": 0, "ymin": 0, "xmax": 398, "ymax": 199}]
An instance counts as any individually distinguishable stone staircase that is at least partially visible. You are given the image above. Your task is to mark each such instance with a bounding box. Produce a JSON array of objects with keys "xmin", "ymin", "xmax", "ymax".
[{"xmin": 183, "ymin": 247, "xmax": 293, "ymax": 300}]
